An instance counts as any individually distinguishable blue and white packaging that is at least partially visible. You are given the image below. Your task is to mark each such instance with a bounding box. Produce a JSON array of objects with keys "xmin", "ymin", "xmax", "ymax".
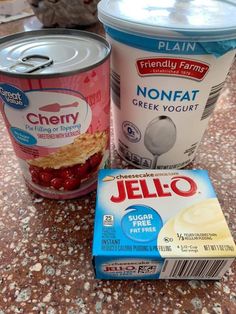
[
  {"xmin": 98, "ymin": 0, "xmax": 236, "ymax": 169},
  {"xmin": 92, "ymin": 169, "xmax": 236, "ymax": 280}
]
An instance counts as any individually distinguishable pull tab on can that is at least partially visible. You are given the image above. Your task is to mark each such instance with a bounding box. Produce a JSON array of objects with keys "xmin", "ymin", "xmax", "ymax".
[{"xmin": 9, "ymin": 54, "xmax": 53, "ymax": 73}]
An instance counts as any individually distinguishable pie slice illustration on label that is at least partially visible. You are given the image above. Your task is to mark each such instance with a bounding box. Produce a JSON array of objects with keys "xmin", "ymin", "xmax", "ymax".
[
  {"xmin": 28, "ymin": 131, "xmax": 108, "ymax": 191},
  {"xmin": 102, "ymin": 176, "xmax": 115, "ymax": 182}
]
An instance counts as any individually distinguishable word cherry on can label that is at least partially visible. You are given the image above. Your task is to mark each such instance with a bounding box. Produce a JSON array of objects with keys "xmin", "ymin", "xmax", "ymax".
[{"xmin": 0, "ymin": 29, "xmax": 111, "ymax": 199}]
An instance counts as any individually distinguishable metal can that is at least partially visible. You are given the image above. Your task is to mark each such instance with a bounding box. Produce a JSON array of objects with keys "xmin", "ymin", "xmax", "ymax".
[{"xmin": 0, "ymin": 29, "xmax": 111, "ymax": 199}]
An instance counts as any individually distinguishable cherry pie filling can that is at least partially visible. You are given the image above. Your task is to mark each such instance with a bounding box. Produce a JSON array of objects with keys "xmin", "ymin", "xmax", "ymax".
[{"xmin": 0, "ymin": 29, "xmax": 111, "ymax": 199}]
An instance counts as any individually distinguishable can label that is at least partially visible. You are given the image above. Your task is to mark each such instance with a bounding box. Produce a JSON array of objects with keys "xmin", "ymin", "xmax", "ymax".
[
  {"xmin": 0, "ymin": 59, "xmax": 110, "ymax": 198},
  {"xmin": 108, "ymin": 33, "xmax": 235, "ymax": 169}
]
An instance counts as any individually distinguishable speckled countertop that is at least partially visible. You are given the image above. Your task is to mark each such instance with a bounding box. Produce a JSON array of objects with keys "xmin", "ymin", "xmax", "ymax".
[{"xmin": 0, "ymin": 17, "xmax": 236, "ymax": 314}]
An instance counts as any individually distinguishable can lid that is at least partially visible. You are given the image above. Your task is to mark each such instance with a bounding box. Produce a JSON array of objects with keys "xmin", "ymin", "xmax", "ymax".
[
  {"xmin": 98, "ymin": 0, "xmax": 236, "ymax": 40},
  {"xmin": 0, "ymin": 29, "xmax": 110, "ymax": 77}
]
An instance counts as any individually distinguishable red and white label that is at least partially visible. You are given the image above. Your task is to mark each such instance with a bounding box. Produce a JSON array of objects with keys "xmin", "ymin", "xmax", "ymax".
[
  {"xmin": 136, "ymin": 57, "xmax": 209, "ymax": 80},
  {"xmin": 0, "ymin": 58, "xmax": 110, "ymax": 199}
]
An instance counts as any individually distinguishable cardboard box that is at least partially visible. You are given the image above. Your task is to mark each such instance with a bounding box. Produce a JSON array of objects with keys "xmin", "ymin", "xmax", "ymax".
[{"xmin": 92, "ymin": 169, "xmax": 236, "ymax": 279}]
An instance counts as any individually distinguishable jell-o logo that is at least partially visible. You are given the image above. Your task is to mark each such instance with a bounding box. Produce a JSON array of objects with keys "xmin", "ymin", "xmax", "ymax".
[{"xmin": 110, "ymin": 176, "xmax": 197, "ymax": 203}]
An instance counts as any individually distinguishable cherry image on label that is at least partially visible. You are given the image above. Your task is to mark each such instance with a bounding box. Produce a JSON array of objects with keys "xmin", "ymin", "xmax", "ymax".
[{"xmin": 29, "ymin": 152, "xmax": 103, "ymax": 191}]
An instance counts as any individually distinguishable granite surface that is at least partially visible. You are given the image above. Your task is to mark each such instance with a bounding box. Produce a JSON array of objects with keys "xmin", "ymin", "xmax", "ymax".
[{"xmin": 0, "ymin": 16, "xmax": 236, "ymax": 314}]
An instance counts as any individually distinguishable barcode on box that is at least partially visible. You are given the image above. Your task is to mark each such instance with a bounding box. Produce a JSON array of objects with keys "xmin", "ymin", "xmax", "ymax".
[
  {"xmin": 201, "ymin": 82, "xmax": 224, "ymax": 120},
  {"xmin": 160, "ymin": 258, "xmax": 234, "ymax": 279},
  {"xmin": 111, "ymin": 70, "xmax": 120, "ymax": 108}
]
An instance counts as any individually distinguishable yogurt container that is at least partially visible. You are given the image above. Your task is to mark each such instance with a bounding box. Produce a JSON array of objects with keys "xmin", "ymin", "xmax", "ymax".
[
  {"xmin": 98, "ymin": 0, "xmax": 236, "ymax": 169},
  {"xmin": 0, "ymin": 29, "xmax": 111, "ymax": 199}
]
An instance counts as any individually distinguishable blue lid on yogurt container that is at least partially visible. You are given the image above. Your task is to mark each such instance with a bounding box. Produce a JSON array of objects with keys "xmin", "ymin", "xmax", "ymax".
[{"xmin": 98, "ymin": 0, "xmax": 236, "ymax": 40}]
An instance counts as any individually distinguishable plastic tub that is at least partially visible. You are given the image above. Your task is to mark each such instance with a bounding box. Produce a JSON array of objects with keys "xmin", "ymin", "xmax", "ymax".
[{"xmin": 98, "ymin": 0, "xmax": 236, "ymax": 169}]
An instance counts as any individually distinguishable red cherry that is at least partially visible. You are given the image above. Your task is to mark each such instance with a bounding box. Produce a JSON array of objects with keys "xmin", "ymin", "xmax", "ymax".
[
  {"xmin": 89, "ymin": 153, "xmax": 103, "ymax": 169},
  {"xmin": 74, "ymin": 162, "xmax": 89, "ymax": 179},
  {"xmin": 29, "ymin": 165, "xmax": 40, "ymax": 174},
  {"xmin": 63, "ymin": 178, "xmax": 81, "ymax": 191},
  {"xmin": 31, "ymin": 170, "xmax": 40, "ymax": 184},
  {"xmin": 44, "ymin": 168, "xmax": 56, "ymax": 174},
  {"xmin": 39, "ymin": 171, "xmax": 54, "ymax": 184},
  {"xmin": 50, "ymin": 177, "xmax": 64, "ymax": 190},
  {"xmin": 59, "ymin": 168, "xmax": 74, "ymax": 179},
  {"xmin": 30, "ymin": 169, "xmax": 39, "ymax": 178},
  {"xmin": 51, "ymin": 168, "xmax": 60, "ymax": 177}
]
